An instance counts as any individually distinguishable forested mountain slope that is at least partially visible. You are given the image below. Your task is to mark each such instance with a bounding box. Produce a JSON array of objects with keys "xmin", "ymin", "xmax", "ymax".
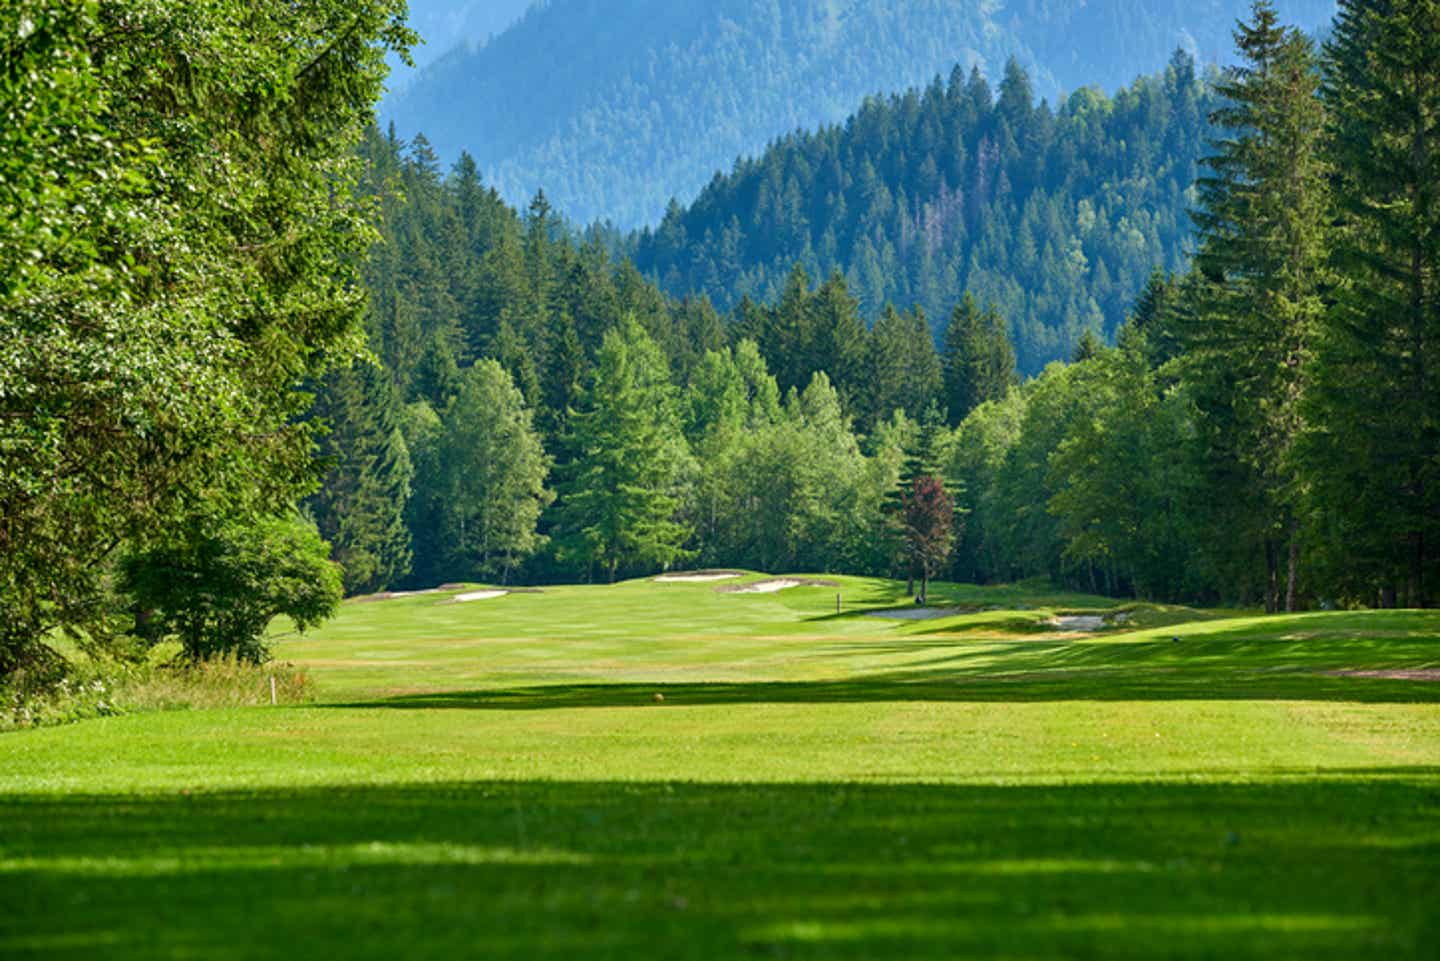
[
  {"xmin": 387, "ymin": 0, "xmax": 532, "ymax": 76},
  {"xmin": 382, "ymin": 0, "xmax": 1335, "ymax": 227},
  {"xmin": 633, "ymin": 57, "xmax": 1216, "ymax": 372}
]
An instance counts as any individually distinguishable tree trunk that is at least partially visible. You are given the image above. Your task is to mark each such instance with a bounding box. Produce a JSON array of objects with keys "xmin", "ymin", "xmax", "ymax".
[
  {"xmin": 1285, "ymin": 536, "xmax": 1300, "ymax": 613},
  {"xmin": 1264, "ymin": 539, "xmax": 1279, "ymax": 614},
  {"xmin": 1408, "ymin": 530, "xmax": 1425, "ymax": 609}
]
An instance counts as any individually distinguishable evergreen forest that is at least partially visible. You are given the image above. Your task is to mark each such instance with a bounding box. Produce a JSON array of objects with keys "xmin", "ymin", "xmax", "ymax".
[
  {"xmin": 383, "ymin": 0, "xmax": 1338, "ymax": 226},
  {"xmin": 630, "ymin": 54, "xmax": 1214, "ymax": 371}
]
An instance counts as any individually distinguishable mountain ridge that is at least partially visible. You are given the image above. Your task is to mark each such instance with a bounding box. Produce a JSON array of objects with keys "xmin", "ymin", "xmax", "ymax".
[{"xmin": 382, "ymin": 0, "xmax": 1336, "ymax": 227}]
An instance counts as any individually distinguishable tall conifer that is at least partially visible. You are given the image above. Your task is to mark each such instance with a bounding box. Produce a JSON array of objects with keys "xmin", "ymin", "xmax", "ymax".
[
  {"xmin": 1306, "ymin": 0, "xmax": 1440, "ymax": 606},
  {"xmin": 1185, "ymin": 0, "xmax": 1329, "ymax": 611}
]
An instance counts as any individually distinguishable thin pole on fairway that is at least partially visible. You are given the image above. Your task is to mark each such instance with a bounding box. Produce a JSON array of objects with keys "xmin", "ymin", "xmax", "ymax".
[{"xmin": 836, "ymin": 593, "xmax": 841, "ymax": 614}]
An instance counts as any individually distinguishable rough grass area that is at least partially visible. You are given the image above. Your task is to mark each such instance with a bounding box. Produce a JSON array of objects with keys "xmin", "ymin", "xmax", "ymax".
[
  {"xmin": 1, "ymin": 574, "xmax": 1437, "ymax": 959},
  {"xmin": 2, "ymin": 654, "xmax": 312, "ymax": 731}
]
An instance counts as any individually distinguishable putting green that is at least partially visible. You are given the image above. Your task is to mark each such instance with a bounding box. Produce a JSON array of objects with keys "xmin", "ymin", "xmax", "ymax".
[{"xmin": 2, "ymin": 575, "xmax": 1437, "ymax": 959}]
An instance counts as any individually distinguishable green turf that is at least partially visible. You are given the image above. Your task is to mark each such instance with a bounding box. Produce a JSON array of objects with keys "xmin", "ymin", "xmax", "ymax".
[{"xmin": 2, "ymin": 574, "xmax": 1438, "ymax": 959}]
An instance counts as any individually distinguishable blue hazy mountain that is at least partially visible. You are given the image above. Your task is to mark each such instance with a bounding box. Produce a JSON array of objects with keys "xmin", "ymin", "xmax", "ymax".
[{"xmin": 382, "ymin": 0, "xmax": 1336, "ymax": 228}]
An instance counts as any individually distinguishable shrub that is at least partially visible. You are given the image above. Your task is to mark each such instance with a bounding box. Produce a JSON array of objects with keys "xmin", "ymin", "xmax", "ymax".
[{"xmin": 121, "ymin": 515, "xmax": 343, "ymax": 663}]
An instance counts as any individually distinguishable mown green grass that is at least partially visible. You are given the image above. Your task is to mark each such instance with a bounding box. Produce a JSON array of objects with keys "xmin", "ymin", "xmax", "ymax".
[{"xmin": 2, "ymin": 574, "xmax": 1438, "ymax": 959}]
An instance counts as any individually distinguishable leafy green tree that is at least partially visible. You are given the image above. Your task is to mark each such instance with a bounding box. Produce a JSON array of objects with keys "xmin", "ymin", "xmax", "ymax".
[
  {"xmin": 554, "ymin": 316, "xmax": 693, "ymax": 580},
  {"xmin": 121, "ymin": 516, "xmax": 343, "ymax": 663},
  {"xmin": 947, "ymin": 390, "xmax": 1028, "ymax": 583},
  {"xmin": 1046, "ymin": 347, "xmax": 1199, "ymax": 599},
  {"xmin": 397, "ymin": 400, "xmax": 447, "ymax": 586},
  {"xmin": 436, "ymin": 361, "xmax": 553, "ymax": 583},
  {"xmin": 0, "ymin": 0, "xmax": 413, "ymax": 675}
]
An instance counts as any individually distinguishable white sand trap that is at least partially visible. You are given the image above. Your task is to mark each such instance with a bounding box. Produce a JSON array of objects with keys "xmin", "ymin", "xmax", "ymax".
[
  {"xmin": 454, "ymin": 590, "xmax": 508, "ymax": 602},
  {"xmin": 1047, "ymin": 615, "xmax": 1106, "ymax": 631},
  {"xmin": 354, "ymin": 588, "xmax": 442, "ymax": 603},
  {"xmin": 654, "ymin": 572, "xmax": 741, "ymax": 583},
  {"xmin": 867, "ymin": 607, "xmax": 957, "ymax": 620},
  {"xmin": 730, "ymin": 578, "xmax": 802, "ymax": 594}
]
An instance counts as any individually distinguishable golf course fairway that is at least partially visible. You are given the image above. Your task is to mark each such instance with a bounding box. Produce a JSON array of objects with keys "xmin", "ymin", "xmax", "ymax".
[{"xmin": 3, "ymin": 574, "xmax": 1437, "ymax": 959}]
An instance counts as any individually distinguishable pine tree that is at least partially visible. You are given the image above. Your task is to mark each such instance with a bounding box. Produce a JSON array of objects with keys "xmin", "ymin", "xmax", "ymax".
[
  {"xmin": 554, "ymin": 316, "xmax": 694, "ymax": 581},
  {"xmin": 309, "ymin": 362, "xmax": 415, "ymax": 596},
  {"xmin": 1305, "ymin": 0, "xmax": 1440, "ymax": 606},
  {"xmin": 864, "ymin": 306, "xmax": 943, "ymax": 429},
  {"xmin": 941, "ymin": 294, "xmax": 1017, "ymax": 425},
  {"xmin": 1072, "ymin": 329, "xmax": 1104, "ymax": 363},
  {"xmin": 1185, "ymin": 0, "xmax": 1329, "ymax": 611}
]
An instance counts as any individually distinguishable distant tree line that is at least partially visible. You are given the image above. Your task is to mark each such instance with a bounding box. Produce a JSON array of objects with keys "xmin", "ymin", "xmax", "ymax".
[
  {"xmin": 320, "ymin": 125, "xmax": 1016, "ymax": 590},
  {"xmin": 947, "ymin": 0, "xmax": 1439, "ymax": 610}
]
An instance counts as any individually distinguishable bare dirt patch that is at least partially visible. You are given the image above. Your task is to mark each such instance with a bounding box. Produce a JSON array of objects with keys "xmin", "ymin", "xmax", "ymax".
[{"xmin": 1326, "ymin": 669, "xmax": 1440, "ymax": 682}]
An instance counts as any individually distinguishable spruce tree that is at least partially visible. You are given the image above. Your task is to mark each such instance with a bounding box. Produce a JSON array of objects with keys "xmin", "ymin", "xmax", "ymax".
[
  {"xmin": 1185, "ymin": 0, "xmax": 1329, "ymax": 611},
  {"xmin": 1306, "ymin": 0, "xmax": 1440, "ymax": 606},
  {"xmin": 309, "ymin": 364, "xmax": 415, "ymax": 596},
  {"xmin": 554, "ymin": 316, "xmax": 694, "ymax": 581},
  {"xmin": 941, "ymin": 294, "xmax": 1017, "ymax": 425},
  {"xmin": 864, "ymin": 306, "xmax": 943, "ymax": 429}
]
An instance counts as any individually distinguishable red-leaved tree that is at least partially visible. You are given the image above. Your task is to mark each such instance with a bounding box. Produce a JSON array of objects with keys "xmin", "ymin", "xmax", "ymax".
[{"xmin": 903, "ymin": 475, "xmax": 955, "ymax": 603}]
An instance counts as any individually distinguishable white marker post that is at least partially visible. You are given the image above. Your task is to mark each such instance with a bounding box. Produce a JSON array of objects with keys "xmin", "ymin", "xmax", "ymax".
[{"xmin": 269, "ymin": 676, "xmax": 277, "ymax": 706}]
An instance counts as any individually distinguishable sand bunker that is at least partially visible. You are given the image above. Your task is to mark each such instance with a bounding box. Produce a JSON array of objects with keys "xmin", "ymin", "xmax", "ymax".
[
  {"xmin": 867, "ymin": 607, "xmax": 959, "ymax": 620},
  {"xmin": 720, "ymin": 577, "xmax": 838, "ymax": 594},
  {"xmin": 730, "ymin": 578, "xmax": 801, "ymax": 593},
  {"xmin": 454, "ymin": 590, "xmax": 508, "ymax": 602},
  {"xmin": 654, "ymin": 571, "xmax": 742, "ymax": 583},
  {"xmin": 1046, "ymin": 615, "xmax": 1107, "ymax": 631},
  {"xmin": 352, "ymin": 588, "xmax": 442, "ymax": 603}
]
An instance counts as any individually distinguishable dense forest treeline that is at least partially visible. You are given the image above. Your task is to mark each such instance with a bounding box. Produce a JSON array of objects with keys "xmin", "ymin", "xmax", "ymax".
[
  {"xmin": 324, "ymin": 0, "xmax": 1436, "ymax": 612},
  {"xmin": 629, "ymin": 54, "xmax": 1215, "ymax": 372},
  {"xmin": 384, "ymin": 0, "xmax": 1338, "ymax": 227}
]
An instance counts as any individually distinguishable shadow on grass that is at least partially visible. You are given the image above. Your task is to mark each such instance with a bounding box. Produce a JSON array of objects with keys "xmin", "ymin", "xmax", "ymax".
[
  {"xmin": 336, "ymin": 677, "xmax": 1437, "ymax": 711},
  {"xmin": 2, "ymin": 776, "xmax": 1436, "ymax": 960}
]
